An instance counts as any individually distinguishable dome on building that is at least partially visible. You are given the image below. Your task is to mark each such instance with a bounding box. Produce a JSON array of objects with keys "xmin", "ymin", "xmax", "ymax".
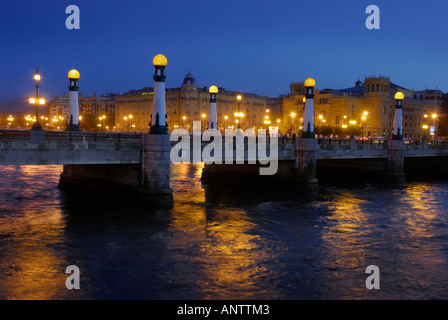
[{"xmin": 182, "ymin": 71, "xmax": 197, "ymax": 86}]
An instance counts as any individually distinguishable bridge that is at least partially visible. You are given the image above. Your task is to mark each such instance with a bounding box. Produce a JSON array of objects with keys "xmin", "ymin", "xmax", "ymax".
[{"xmin": 1, "ymin": 129, "xmax": 448, "ymax": 206}]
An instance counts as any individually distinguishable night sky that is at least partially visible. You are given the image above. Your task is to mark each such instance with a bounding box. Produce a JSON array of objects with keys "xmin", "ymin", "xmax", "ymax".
[{"xmin": 1, "ymin": 0, "xmax": 447, "ymax": 102}]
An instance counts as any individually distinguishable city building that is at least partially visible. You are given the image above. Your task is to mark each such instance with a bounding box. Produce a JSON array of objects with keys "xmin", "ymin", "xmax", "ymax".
[
  {"xmin": 282, "ymin": 76, "xmax": 441, "ymax": 138},
  {"xmin": 115, "ymin": 71, "xmax": 269, "ymax": 132},
  {"xmin": 46, "ymin": 93, "xmax": 116, "ymax": 130}
]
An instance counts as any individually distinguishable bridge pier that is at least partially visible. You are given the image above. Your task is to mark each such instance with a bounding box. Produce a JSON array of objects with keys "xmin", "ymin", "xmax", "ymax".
[
  {"xmin": 58, "ymin": 133, "xmax": 173, "ymax": 206},
  {"xmin": 387, "ymin": 139, "xmax": 406, "ymax": 184},
  {"xmin": 141, "ymin": 134, "xmax": 173, "ymax": 206},
  {"xmin": 297, "ymin": 137, "xmax": 318, "ymax": 185}
]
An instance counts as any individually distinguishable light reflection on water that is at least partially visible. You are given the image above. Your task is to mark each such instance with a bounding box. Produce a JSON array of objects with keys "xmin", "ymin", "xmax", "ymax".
[{"xmin": 0, "ymin": 164, "xmax": 448, "ymax": 299}]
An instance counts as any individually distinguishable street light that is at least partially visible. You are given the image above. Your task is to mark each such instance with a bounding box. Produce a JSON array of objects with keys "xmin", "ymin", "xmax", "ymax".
[
  {"xmin": 432, "ymin": 114, "xmax": 438, "ymax": 140},
  {"xmin": 201, "ymin": 113, "xmax": 206, "ymax": 131},
  {"xmin": 349, "ymin": 120, "xmax": 357, "ymax": 138},
  {"xmin": 393, "ymin": 92, "xmax": 404, "ymax": 140},
  {"xmin": 236, "ymin": 94, "xmax": 242, "ymax": 129},
  {"xmin": 291, "ymin": 112, "xmax": 296, "ymax": 134},
  {"xmin": 29, "ymin": 68, "xmax": 45, "ymax": 130}
]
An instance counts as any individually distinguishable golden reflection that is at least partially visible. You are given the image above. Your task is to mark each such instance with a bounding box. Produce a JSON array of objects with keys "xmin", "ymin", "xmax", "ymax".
[
  {"xmin": 318, "ymin": 192, "xmax": 371, "ymax": 298},
  {"xmin": 0, "ymin": 166, "xmax": 67, "ymax": 299},
  {"xmin": 167, "ymin": 163, "xmax": 280, "ymax": 299}
]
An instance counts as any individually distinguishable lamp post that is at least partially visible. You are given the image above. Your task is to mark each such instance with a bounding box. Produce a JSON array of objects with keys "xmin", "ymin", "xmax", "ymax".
[
  {"xmin": 208, "ymin": 85, "xmax": 218, "ymax": 130},
  {"xmin": 67, "ymin": 69, "xmax": 81, "ymax": 131},
  {"xmin": 236, "ymin": 94, "xmax": 242, "ymax": 130},
  {"xmin": 432, "ymin": 113, "xmax": 438, "ymax": 140},
  {"xmin": 362, "ymin": 111, "xmax": 368, "ymax": 137},
  {"xmin": 150, "ymin": 54, "xmax": 168, "ymax": 134},
  {"xmin": 28, "ymin": 68, "xmax": 45, "ymax": 130},
  {"xmin": 290, "ymin": 112, "xmax": 296, "ymax": 134},
  {"xmin": 302, "ymin": 78, "xmax": 315, "ymax": 138},
  {"xmin": 349, "ymin": 120, "xmax": 357, "ymax": 139},
  {"xmin": 201, "ymin": 113, "xmax": 206, "ymax": 131},
  {"xmin": 392, "ymin": 92, "xmax": 404, "ymax": 140}
]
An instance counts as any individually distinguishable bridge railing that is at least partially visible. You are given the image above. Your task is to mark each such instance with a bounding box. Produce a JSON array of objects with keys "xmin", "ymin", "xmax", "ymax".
[
  {"xmin": 44, "ymin": 131, "xmax": 142, "ymax": 142},
  {"xmin": 0, "ymin": 129, "xmax": 142, "ymax": 143},
  {"xmin": 0, "ymin": 130, "xmax": 30, "ymax": 140}
]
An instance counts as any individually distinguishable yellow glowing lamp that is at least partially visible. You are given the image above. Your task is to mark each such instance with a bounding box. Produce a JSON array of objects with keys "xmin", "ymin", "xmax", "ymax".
[
  {"xmin": 33, "ymin": 74, "xmax": 41, "ymax": 82},
  {"xmin": 209, "ymin": 85, "xmax": 218, "ymax": 94},
  {"xmin": 29, "ymin": 98, "xmax": 36, "ymax": 104},
  {"xmin": 302, "ymin": 97, "xmax": 306, "ymax": 103},
  {"xmin": 291, "ymin": 112, "xmax": 296, "ymax": 117},
  {"xmin": 237, "ymin": 94, "xmax": 242, "ymax": 101},
  {"xmin": 432, "ymin": 114, "xmax": 437, "ymax": 119},
  {"xmin": 68, "ymin": 69, "xmax": 80, "ymax": 80},
  {"xmin": 304, "ymin": 78, "xmax": 316, "ymax": 87},
  {"xmin": 38, "ymin": 98, "xmax": 46, "ymax": 105},
  {"xmin": 153, "ymin": 54, "xmax": 168, "ymax": 67},
  {"xmin": 394, "ymin": 92, "xmax": 404, "ymax": 100}
]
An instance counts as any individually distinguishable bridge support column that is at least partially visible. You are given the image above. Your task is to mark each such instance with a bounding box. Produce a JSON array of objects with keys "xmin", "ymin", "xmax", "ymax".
[
  {"xmin": 142, "ymin": 54, "xmax": 173, "ymax": 206},
  {"xmin": 387, "ymin": 139, "xmax": 405, "ymax": 184},
  {"xmin": 297, "ymin": 137, "xmax": 318, "ymax": 185},
  {"xmin": 388, "ymin": 92, "xmax": 406, "ymax": 184},
  {"xmin": 142, "ymin": 134, "xmax": 173, "ymax": 206},
  {"xmin": 297, "ymin": 77, "xmax": 318, "ymax": 186}
]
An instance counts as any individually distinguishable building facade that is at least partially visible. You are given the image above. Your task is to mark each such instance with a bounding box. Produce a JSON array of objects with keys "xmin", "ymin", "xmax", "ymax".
[
  {"xmin": 46, "ymin": 93, "xmax": 116, "ymax": 130},
  {"xmin": 282, "ymin": 76, "xmax": 441, "ymax": 138},
  {"xmin": 115, "ymin": 71, "xmax": 269, "ymax": 132}
]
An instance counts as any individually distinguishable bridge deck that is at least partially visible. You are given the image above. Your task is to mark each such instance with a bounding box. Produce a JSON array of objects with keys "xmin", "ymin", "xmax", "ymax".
[{"xmin": 1, "ymin": 130, "xmax": 448, "ymax": 165}]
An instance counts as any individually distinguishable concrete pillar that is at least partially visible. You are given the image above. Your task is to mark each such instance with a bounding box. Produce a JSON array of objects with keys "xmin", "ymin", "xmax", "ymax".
[
  {"xmin": 297, "ymin": 137, "xmax": 319, "ymax": 184},
  {"xmin": 297, "ymin": 78, "xmax": 318, "ymax": 185},
  {"xmin": 144, "ymin": 54, "xmax": 173, "ymax": 206},
  {"xmin": 387, "ymin": 139, "xmax": 405, "ymax": 184},
  {"xmin": 208, "ymin": 85, "xmax": 218, "ymax": 129},
  {"xmin": 388, "ymin": 92, "xmax": 405, "ymax": 183},
  {"xmin": 67, "ymin": 69, "xmax": 81, "ymax": 131},
  {"xmin": 142, "ymin": 134, "xmax": 173, "ymax": 206}
]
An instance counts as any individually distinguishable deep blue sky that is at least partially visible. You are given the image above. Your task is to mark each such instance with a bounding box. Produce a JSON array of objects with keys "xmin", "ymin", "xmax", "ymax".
[{"xmin": 0, "ymin": 0, "xmax": 447, "ymax": 102}]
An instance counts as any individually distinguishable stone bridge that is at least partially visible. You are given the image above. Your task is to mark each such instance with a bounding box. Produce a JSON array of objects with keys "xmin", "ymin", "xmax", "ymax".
[{"xmin": 1, "ymin": 129, "xmax": 448, "ymax": 205}]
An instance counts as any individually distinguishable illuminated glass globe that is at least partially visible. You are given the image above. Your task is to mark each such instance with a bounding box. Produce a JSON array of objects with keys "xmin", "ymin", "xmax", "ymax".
[
  {"xmin": 304, "ymin": 78, "xmax": 316, "ymax": 87},
  {"xmin": 68, "ymin": 69, "xmax": 80, "ymax": 80},
  {"xmin": 153, "ymin": 54, "xmax": 168, "ymax": 67},
  {"xmin": 394, "ymin": 92, "xmax": 404, "ymax": 100},
  {"xmin": 209, "ymin": 85, "xmax": 218, "ymax": 94}
]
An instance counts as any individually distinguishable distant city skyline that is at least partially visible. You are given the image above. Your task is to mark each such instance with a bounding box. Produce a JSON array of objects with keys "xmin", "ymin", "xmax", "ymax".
[{"xmin": 1, "ymin": 0, "xmax": 447, "ymax": 103}]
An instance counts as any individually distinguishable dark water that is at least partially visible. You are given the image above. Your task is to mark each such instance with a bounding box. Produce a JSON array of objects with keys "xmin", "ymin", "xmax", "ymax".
[{"xmin": 0, "ymin": 164, "xmax": 448, "ymax": 300}]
